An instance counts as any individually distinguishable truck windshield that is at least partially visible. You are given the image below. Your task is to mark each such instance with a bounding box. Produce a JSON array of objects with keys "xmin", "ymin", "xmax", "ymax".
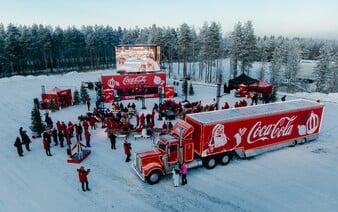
[{"xmin": 158, "ymin": 142, "xmax": 166, "ymax": 151}]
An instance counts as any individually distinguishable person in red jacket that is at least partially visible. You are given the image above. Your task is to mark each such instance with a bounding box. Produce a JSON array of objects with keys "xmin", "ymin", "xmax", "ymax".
[
  {"xmin": 89, "ymin": 116, "xmax": 96, "ymax": 130},
  {"xmin": 61, "ymin": 121, "xmax": 67, "ymax": 135},
  {"xmin": 67, "ymin": 121, "xmax": 74, "ymax": 137},
  {"xmin": 135, "ymin": 112, "xmax": 140, "ymax": 127},
  {"xmin": 123, "ymin": 140, "xmax": 132, "ymax": 162},
  {"xmin": 43, "ymin": 137, "xmax": 52, "ymax": 156},
  {"xmin": 77, "ymin": 166, "xmax": 90, "ymax": 192},
  {"xmin": 140, "ymin": 113, "xmax": 145, "ymax": 127},
  {"xmin": 82, "ymin": 120, "xmax": 89, "ymax": 132},
  {"xmin": 56, "ymin": 121, "xmax": 62, "ymax": 132},
  {"xmin": 84, "ymin": 130, "xmax": 91, "ymax": 147}
]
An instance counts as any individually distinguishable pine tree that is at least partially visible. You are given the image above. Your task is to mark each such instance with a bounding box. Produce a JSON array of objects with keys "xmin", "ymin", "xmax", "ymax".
[
  {"xmin": 314, "ymin": 42, "xmax": 333, "ymax": 93},
  {"xmin": 73, "ymin": 89, "xmax": 80, "ymax": 105},
  {"xmin": 228, "ymin": 22, "xmax": 243, "ymax": 78},
  {"xmin": 80, "ymin": 86, "xmax": 89, "ymax": 104},
  {"xmin": 332, "ymin": 52, "xmax": 338, "ymax": 92},
  {"xmin": 257, "ymin": 37, "xmax": 269, "ymax": 80},
  {"xmin": 31, "ymin": 104, "xmax": 44, "ymax": 137},
  {"xmin": 228, "ymin": 21, "xmax": 257, "ymax": 76},
  {"xmin": 178, "ymin": 23, "xmax": 193, "ymax": 80},
  {"xmin": 269, "ymin": 39, "xmax": 287, "ymax": 87},
  {"xmin": 239, "ymin": 21, "xmax": 257, "ymax": 75},
  {"xmin": 285, "ymin": 40, "xmax": 301, "ymax": 92},
  {"xmin": 5, "ymin": 24, "xmax": 23, "ymax": 74}
]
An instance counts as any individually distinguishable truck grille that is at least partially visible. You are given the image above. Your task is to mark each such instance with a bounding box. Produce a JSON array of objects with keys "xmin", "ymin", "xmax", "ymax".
[
  {"xmin": 135, "ymin": 153, "xmax": 141, "ymax": 171},
  {"xmin": 132, "ymin": 153, "xmax": 145, "ymax": 181}
]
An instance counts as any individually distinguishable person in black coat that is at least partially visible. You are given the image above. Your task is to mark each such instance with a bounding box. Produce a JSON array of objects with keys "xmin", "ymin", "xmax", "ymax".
[
  {"xmin": 108, "ymin": 131, "xmax": 117, "ymax": 150},
  {"xmin": 58, "ymin": 130, "xmax": 65, "ymax": 148},
  {"xmin": 43, "ymin": 130, "xmax": 52, "ymax": 144},
  {"xmin": 19, "ymin": 127, "xmax": 24, "ymax": 140},
  {"xmin": 52, "ymin": 128, "xmax": 58, "ymax": 146},
  {"xmin": 21, "ymin": 130, "xmax": 31, "ymax": 151},
  {"xmin": 45, "ymin": 113, "xmax": 53, "ymax": 129},
  {"xmin": 14, "ymin": 136, "xmax": 24, "ymax": 157}
]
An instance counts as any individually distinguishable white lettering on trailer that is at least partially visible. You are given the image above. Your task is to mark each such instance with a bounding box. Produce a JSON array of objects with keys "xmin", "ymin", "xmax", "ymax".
[{"xmin": 247, "ymin": 116, "xmax": 296, "ymax": 144}]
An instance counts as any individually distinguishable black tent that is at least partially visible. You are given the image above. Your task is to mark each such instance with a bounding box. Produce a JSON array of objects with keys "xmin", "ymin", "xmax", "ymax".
[{"xmin": 228, "ymin": 73, "xmax": 258, "ymax": 89}]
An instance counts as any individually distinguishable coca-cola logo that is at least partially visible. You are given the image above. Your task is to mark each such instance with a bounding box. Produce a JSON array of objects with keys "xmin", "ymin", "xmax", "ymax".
[
  {"xmin": 247, "ymin": 116, "xmax": 296, "ymax": 144},
  {"xmin": 122, "ymin": 76, "xmax": 147, "ymax": 85},
  {"xmin": 107, "ymin": 78, "xmax": 119, "ymax": 88}
]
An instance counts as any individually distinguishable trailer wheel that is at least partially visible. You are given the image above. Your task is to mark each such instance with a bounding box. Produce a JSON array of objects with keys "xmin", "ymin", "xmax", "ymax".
[
  {"xmin": 298, "ymin": 138, "xmax": 307, "ymax": 145},
  {"xmin": 289, "ymin": 140, "xmax": 297, "ymax": 147},
  {"xmin": 218, "ymin": 152, "xmax": 233, "ymax": 165},
  {"xmin": 146, "ymin": 170, "xmax": 162, "ymax": 185},
  {"xmin": 203, "ymin": 156, "xmax": 217, "ymax": 169}
]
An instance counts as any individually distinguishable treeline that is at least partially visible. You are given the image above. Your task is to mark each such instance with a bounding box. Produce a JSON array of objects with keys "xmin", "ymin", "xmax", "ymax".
[
  {"xmin": 0, "ymin": 22, "xmax": 337, "ymax": 92},
  {"xmin": 0, "ymin": 24, "xmax": 121, "ymax": 76}
]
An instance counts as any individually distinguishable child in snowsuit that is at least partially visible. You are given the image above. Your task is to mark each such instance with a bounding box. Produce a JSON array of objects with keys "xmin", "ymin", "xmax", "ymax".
[
  {"xmin": 77, "ymin": 166, "xmax": 90, "ymax": 192},
  {"xmin": 172, "ymin": 167, "xmax": 180, "ymax": 187}
]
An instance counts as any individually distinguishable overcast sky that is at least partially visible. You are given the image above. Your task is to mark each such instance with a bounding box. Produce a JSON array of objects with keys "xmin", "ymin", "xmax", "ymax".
[{"xmin": 0, "ymin": 0, "xmax": 337, "ymax": 39}]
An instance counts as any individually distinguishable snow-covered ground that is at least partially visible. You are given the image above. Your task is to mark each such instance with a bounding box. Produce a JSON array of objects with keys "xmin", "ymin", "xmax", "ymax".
[{"xmin": 1, "ymin": 70, "xmax": 338, "ymax": 212}]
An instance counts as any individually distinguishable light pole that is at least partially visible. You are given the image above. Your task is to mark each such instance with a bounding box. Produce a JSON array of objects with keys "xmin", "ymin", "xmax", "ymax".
[
  {"xmin": 158, "ymin": 86, "xmax": 164, "ymax": 105},
  {"xmin": 158, "ymin": 86, "xmax": 164, "ymax": 120},
  {"xmin": 141, "ymin": 82, "xmax": 146, "ymax": 109},
  {"xmin": 216, "ymin": 74, "xmax": 222, "ymax": 110}
]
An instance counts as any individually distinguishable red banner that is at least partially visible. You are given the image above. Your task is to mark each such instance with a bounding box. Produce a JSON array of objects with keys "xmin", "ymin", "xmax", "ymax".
[
  {"xmin": 165, "ymin": 85, "xmax": 175, "ymax": 98},
  {"xmin": 101, "ymin": 72, "xmax": 166, "ymax": 90}
]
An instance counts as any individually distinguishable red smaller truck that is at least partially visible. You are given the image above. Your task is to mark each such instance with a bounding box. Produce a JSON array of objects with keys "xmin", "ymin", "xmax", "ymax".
[{"xmin": 132, "ymin": 99, "xmax": 324, "ymax": 184}]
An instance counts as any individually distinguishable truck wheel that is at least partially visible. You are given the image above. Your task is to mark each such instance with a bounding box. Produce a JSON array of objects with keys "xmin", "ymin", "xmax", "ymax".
[
  {"xmin": 203, "ymin": 156, "xmax": 217, "ymax": 169},
  {"xmin": 218, "ymin": 152, "xmax": 232, "ymax": 165},
  {"xmin": 146, "ymin": 170, "xmax": 162, "ymax": 185}
]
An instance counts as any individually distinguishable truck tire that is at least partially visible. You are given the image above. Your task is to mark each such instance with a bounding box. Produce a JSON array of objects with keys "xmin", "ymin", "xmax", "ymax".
[
  {"xmin": 146, "ymin": 170, "xmax": 162, "ymax": 185},
  {"xmin": 218, "ymin": 152, "xmax": 232, "ymax": 165},
  {"xmin": 203, "ymin": 156, "xmax": 217, "ymax": 169}
]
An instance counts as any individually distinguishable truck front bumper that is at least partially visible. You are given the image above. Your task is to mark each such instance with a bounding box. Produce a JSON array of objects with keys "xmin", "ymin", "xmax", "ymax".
[{"xmin": 132, "ymin": 162, "xmax": 145, "ymax": 182}]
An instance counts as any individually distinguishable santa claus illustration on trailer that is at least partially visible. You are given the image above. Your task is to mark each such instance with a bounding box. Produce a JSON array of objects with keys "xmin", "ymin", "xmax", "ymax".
[{"xmin": 202, "ymin": 124, "xmax": 247, "ymax": 157}]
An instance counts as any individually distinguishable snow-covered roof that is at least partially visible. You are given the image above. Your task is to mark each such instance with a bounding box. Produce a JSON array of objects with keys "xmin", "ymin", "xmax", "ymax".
[{"xmin": 186, "ymin": 99, "xmax": 321, "ymax": 125}]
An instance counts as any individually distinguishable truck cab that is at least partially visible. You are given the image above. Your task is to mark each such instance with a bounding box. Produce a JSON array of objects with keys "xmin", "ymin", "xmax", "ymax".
[{"xmin": 132, "ymin": 121, "xmax": 195, "ymax": 184}]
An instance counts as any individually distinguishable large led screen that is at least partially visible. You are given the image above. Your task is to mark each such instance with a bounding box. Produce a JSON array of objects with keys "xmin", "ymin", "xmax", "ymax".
[{"xmin": 116, "ymin": 45, "xmax": 161, "ymax": 73}]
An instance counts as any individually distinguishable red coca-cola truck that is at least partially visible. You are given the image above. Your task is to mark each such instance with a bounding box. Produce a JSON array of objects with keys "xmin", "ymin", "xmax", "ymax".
[{"xmin": 132, "ymin": 99, "xmax": 324, "ymax": 184}]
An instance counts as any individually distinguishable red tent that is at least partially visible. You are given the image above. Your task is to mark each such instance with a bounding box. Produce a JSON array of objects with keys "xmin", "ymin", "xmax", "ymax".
[
  {"xmin": 247, "ymin": 80, "xmax": 273, "ymax": 96},
  {"xmin": 41, "ymin": 87, "xmax": 72, "ymax": 109}
]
